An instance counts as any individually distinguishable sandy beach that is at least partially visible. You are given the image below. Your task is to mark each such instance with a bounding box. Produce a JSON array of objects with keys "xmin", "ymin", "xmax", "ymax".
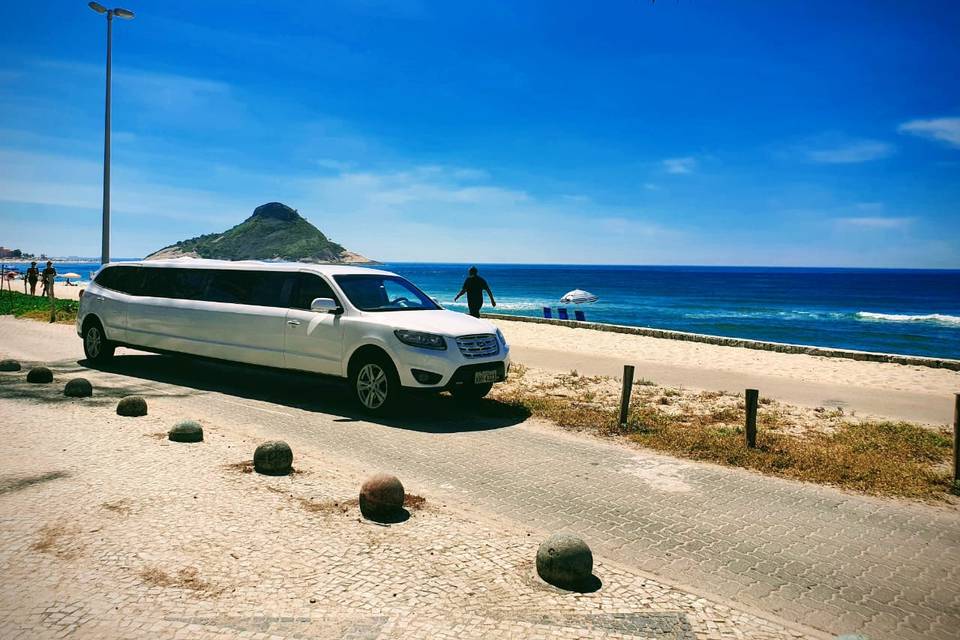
[
  {"xmin": 6, "ymin": 280, "xmax": 86, "ymax": 300},
  {"xmin": 497, "ymin": 319, "xmax": 960, "ymax": 401}
]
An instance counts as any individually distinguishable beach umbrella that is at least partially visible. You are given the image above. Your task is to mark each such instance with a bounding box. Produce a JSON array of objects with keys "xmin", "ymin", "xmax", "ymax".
[
  {"xmin": 560, "ymin": 289, "xmax": 598, "ymax": 304},
  {"xmin": 61, "ymin": 272, "xmax": 82, "ymax": 284}
]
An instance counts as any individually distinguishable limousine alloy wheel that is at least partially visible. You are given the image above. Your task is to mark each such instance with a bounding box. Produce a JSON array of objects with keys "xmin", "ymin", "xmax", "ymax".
[
  {"xmin": 82, "ymin": 319, "xmax": 115, "ymax": 363},
  {"xmin": 351, "ymin": 357, "xmax": 400, "ymax": 413}
]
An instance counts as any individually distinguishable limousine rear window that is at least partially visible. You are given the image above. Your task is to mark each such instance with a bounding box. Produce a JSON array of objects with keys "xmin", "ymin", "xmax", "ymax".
[{"xmin": 333, "ymin": 274, "xmax": 439, "ymax": 312}]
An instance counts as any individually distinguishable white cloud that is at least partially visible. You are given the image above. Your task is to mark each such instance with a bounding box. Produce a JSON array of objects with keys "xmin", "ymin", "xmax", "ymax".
[
  {"xmin": 662, "ymin": 157, "xmax": 696, "ymax": 174},
  {"xmin": 293, "ymin": 163, "xmax": 679, "ymax": 262},
  {"xmin": 898, "ymin": 117, "xmax": 960, "ymax": 149},
  {"xmin": 835, "ymin": 216, "xmax": 913, "ymax": 230},
  {"xmin": 807, "ymin": 140, "xmax": 893, "ymax": 164}
]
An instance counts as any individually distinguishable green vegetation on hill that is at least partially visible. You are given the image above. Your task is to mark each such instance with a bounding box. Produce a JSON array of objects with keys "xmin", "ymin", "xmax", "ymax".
[{"xmin": 147, "ymin": 202, "xmax": 356, "ymax": 262}]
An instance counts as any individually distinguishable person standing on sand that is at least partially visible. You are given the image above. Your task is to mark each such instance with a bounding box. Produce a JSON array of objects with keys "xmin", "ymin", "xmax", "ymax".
[
  {"xmin": 26, "ymin": 261, "xmax": 39, "ymax": 295},
  {"xmin": 41, "ymin": 261, "xmax": 56, "ymax": 299},
  {"xmin": 454, "ymin": 266, "xmax": 496, "ymax": 318}
]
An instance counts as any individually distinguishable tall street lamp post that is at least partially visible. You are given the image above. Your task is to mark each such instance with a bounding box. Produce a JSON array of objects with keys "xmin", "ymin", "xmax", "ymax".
[{"xmin": 88, "ymin": 2, "xmax": 134, "ymax": 265}]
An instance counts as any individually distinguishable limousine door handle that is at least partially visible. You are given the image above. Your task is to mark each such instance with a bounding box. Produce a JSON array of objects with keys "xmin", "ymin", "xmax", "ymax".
[{"xmin": 286, "ymin": 320, "xmax": 301, "ymax": 326}]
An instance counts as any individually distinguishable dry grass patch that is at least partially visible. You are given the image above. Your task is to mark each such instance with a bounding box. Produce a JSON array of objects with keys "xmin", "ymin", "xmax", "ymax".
[
  {"xmin": 224, "ymin": 460, "xmax": 302, "ymax": 475},
  {"xmin": 19, "ymin": 309, "xmax": 76, "ymax": 324},
  {"xmin": 101, "ymin": 499, "xmax": 132, "ymax": 515},
  {"xmin": 139, "ymin": 566, "xmax": 214, "ymax": 593},
  {"xmin": 297, "ymin": 496, "xmax": 359, "ymax": 515},
  {"xmin": 491, "ymin": 364, "xmax": 955, "ymax": 501},
  {"xmin": 30, "ymin": 523, "xmax": 80, "ymax": 559},
  {"xmin": 404, "ymin": 493, "xmax": 427, "ymax": 510},
  {"xmin": 263, "ymin": 486, "xmax": 359, "ymax": 515},
  {"xmin": 222, "ymin": 461, "xmax": 254, "ymax": 473}
]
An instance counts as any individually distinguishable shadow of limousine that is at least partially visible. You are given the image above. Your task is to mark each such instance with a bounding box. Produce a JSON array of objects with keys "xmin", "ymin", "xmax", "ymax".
[{"xmin": 81, "ymin": 351, "xmax": 529, "ymax": 434}]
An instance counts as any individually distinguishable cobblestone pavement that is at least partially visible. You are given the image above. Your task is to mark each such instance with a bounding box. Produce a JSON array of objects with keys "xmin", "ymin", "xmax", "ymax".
[
  {"xmin": 0, "ymin": 369, "xmax": 805, "ymax": 640},
  {"xmin": 2, "ymin": 336, "xmax": 959, "ymax": 638}
]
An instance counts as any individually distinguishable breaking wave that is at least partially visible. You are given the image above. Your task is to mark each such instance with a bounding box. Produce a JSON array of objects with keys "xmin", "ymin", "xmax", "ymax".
[{"xmin": 856, "ymin": 312, "xmax": 960, "ymax": 326}]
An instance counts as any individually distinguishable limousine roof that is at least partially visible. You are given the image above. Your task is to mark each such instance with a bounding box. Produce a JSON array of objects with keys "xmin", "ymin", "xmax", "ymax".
[{"xmin": 105, "ymin": 258, "xmax": 393, "ymax": 277}]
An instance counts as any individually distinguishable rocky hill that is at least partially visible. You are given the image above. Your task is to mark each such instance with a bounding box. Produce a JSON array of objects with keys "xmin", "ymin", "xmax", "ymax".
[{"xmin": 145, "ymin": 203, "xmax": 375, "ymax": 264}]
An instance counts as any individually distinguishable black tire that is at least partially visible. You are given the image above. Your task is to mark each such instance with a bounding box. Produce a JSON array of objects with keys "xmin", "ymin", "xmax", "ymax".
[
  {"xmin": 350, "ymin": 354, "xmax": 402, "ymax": 414},
  {"xmin": 82, "ymin": 319, "xmax": 115, "ymax": 363},
  {"xmin": 451, "ymin": 382, "xmax": 493, "ymax": 402}
]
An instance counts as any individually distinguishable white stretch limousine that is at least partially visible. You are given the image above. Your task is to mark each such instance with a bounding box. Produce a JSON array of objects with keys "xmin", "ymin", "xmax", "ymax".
[{"xmin": 77, "ymin": 259, "xmax": 510, "ymax": 413}]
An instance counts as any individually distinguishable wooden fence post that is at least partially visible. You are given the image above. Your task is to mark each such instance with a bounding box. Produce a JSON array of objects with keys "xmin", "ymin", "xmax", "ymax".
[
  {"xmin": 619, "ymin": 365, "xmax": 635, "ymax": 428},
  {"xmin": 745, "ymin": 388, "xmax": 759, "ymax": 448},
  {"xmin": 48, "ymin": 277, "xmax": 56, "ymax": 323}
]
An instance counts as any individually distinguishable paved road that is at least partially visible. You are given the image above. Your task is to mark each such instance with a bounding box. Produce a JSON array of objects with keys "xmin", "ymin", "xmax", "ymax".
[
  {"xmin": 2, "ymin": 319, "xmax": 959, "ymax": 640},
  {"xmin": 512, "ymin": 345, "xmax": 957, "ymax": 424}
]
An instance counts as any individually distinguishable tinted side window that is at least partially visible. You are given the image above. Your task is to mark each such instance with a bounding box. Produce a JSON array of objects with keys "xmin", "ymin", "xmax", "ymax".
[
  {"xmin": 141, "ymin": 268, "xmax": 175, "ymax": 298},
  {"xmin": 170, "ymin": 269, "xmax": 211, "ymax": 300},
  {"xmin": 116, "ymin": 267, "xmax": 143, "ymax": 295},
  {"xmin": 95, "ymin": 267, "xmax": 119, "ymax": 290},
  {"xmin": 291, "ymin": 273, "xmax": 339, "ymax": 310},
  {"xmin": 206, "ymin": 270, "xmax": 248, "ymax": 304},
  {"xmin": 139, "ymin": 268, "xmax": 211, "ymax": 300},
  {"xmin": 206, "ymin": 270, "xmax": 291, "ymax": 307},
  {"xmin": 95, "ymin": 266, "xmax": 142, "ymax": 295},
  {"xmin": 248, "ymin": 272, "xmax": 293, "ymax": 307}
]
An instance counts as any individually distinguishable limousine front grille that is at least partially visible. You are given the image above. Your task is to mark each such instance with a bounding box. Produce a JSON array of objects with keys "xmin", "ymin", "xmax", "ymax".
[{"xmin": 455, "ymin": 334, "xmax": 500, "ymax": 359}]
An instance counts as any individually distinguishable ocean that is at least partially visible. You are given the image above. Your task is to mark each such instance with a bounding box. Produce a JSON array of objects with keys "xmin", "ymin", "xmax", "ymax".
[{"xmin": 13, "ymin": 260, "xmax": 960, "ymax": 360}]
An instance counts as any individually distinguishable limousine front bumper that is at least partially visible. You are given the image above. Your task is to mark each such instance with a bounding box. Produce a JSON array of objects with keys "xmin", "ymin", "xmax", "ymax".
[{"xmin": 392, "ymin": 339, "xmax": 510, "ymax": 390}]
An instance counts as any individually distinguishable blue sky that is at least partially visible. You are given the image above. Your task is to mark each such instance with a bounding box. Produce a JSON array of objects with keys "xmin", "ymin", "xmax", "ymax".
[{"xmin": 1, "ymin": 0, "xmax": 958, "ymax": 266}]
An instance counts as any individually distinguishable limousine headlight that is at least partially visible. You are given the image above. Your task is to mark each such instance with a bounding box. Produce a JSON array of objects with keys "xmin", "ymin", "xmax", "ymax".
[{"xmin": 394, "ymin": 329, "xmax": 447, "ymax": 351}]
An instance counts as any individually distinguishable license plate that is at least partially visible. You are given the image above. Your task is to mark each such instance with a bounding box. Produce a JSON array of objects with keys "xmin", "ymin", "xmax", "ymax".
[{"xmin": 474, "ymin": 370, "xmax": 499, "ymax": 384}]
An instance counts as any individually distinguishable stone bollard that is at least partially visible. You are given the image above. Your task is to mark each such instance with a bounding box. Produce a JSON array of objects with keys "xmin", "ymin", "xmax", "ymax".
[
  {"xmin": 253, "ymin": 441, "xmax": 293, "ymax": 475},
  {"xmin": 64, "ymin": 378, "xmax": 93, "ymax": 398},
  {"xmin": 26, "ymin": 367, "xmax": 53, "ymax": 383},
  {"xmin": 168, "ymin": 420, "xmax": 203, "ymax": 443},
  {"xmin": 359, "ymin": 473, "xmax": 405, "ymax": 521},
  {"xmin": 0, "ymin": 359, "xmax": 21, "ymax": 372},
  {"xmin": 536, "ymin": 533, "xmax": 594, "ymax": 590},
  {"xmin": 116, "ymin": 396, "xmax": 148, "ymax": 417}
]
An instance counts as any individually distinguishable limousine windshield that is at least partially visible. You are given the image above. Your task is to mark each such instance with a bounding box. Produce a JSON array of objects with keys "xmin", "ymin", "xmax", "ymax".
[{"xmin": 334, "ymin": 274, "xmax": 440, "ymax": 312}]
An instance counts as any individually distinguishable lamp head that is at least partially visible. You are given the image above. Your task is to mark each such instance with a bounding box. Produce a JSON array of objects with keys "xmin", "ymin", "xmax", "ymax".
[
  {"xmin": 88, "ymin": 2, "xmax": 108, "ymax": 13},
  {"xmin": 114, "ymin": 7, "xmax": 135, "ymax": 19}
]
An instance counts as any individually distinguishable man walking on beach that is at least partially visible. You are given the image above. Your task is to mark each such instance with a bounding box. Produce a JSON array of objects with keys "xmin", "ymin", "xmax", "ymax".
[
  {"xmin": 41, "ymin": 261, "xmax": 56, "ymax": 299},
  {"xmin": 454, "ymin": 266, "xmax": 496, "ymax": 318},
  {"xmin": 26, "ymin": 261, "xmax": 39, "ymax": 296}
]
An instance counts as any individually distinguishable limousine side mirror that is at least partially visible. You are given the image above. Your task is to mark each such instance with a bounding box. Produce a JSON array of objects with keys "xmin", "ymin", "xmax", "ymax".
[{"xmin": 310, "ymin": 297, "xmax": 342, "ymax": 314}]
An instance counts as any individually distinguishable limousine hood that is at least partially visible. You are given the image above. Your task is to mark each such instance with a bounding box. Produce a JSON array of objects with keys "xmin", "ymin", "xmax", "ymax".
[{"xmin": 371, "ymin": 310, "xmax": 498, "ymax": 337}]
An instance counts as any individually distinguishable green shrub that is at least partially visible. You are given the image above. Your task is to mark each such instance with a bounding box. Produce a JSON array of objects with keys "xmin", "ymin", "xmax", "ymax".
[{"xmin": 0, "ymin": 291, "xmax": 79, "ymax": 323}]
